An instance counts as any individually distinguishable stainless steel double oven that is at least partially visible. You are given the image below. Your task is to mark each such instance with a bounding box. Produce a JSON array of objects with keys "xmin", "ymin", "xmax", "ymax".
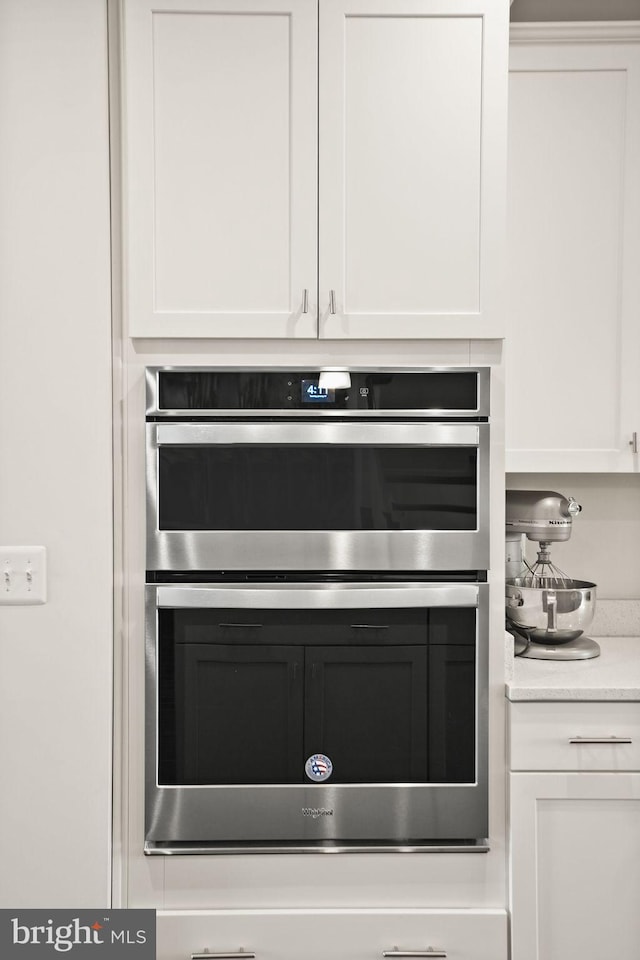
[{"xmin": 144, "ymin": 367, "xmax": 491, "ymax": 853}]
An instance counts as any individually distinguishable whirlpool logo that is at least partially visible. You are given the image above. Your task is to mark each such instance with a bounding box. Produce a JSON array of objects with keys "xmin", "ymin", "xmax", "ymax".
[
  {"xmin": 302, "ymin": 807, "xmax": 334, "ymax": 819},
  {"xmin": 0, "ymin": 910, "xmax": 155, "ymax": 958}
]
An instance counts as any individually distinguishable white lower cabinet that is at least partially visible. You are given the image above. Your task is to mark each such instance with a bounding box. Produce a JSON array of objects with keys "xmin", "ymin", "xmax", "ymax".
[
  {"xmin": 509, "ymin": 702, "xmax": 640, "ymax": 960},
  {"xmin": 156, "ymin": 909, "xmax": 507, "ymax": 960}
]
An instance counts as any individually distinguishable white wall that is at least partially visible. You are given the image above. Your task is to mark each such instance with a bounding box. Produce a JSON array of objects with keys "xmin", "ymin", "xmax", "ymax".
[
  {"xmin": 511, "ymin": 0, "xmax": 640, "ymax": 20},
  {"xmin": 506, "ymin": 474, "xmax": 640, "ymax": 598},
  {"xmin": 0, "ymin": 0, "xmax": 113, "ymax": 906}
]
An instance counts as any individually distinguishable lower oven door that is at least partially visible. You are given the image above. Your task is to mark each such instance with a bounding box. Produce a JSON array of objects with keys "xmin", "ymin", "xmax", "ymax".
[{"xmin": 145, "ymin": 581, "xmax": 489, "ymax": 853}]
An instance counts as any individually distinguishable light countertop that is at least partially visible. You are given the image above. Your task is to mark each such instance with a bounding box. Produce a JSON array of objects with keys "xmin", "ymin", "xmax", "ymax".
[{"xmin": 505, "ymin": 635, "xmax": 640, "ymax": 701}]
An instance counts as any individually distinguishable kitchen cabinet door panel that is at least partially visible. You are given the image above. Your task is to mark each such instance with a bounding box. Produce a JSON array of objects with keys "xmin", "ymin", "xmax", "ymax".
[
  {"xmin": 173, "ymin": 644, "xmax": 304, "ymax": 785},
  {"xmin": 510, "ymin": 772, "xmax": 640, "ymax": 960},
  {"xmin": 319, "ymin": 0, "xmax": 508, "ymax": 339},
  {"xmin": 122, "ymin": 0, "xmax": 318, "ymax": 338},
  {"xmin": 428, "ymin": 644, "xmax": 476, "ymax": 783},
  {"xmin": 506, "ymin": 27, "xmax": 640, "ymax": 471},
  {"xmin": 304, "ymin": 644, "xmax": 428, "ymax": 783}
]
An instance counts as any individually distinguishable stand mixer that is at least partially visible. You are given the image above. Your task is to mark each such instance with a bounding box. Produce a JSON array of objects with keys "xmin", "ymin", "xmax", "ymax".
[{"xmin": 506, "ymin": 490, "xmax": 600, "ymax": 660}]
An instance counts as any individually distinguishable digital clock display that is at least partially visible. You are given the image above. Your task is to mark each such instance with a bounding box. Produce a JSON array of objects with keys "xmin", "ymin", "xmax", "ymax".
[{"xmin": 301, "ymin": 380, "xmax": 334, "ymax": 403}]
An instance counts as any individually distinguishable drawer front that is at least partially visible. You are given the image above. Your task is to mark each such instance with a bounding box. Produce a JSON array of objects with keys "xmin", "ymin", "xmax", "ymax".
[
  {"xmin": 509, "ymin": 701, "xmax": 640, "ymax": 771},
  {"xmin": 156, "ymin": 909, "xmax": 507, "ymax": 960}
]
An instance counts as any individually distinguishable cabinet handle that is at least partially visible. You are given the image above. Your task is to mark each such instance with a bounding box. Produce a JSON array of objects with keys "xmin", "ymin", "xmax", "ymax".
[
  {"xmin": 630, "ymin": 432, "xmax": 638, "ymax": 454},
  {"xmin": 329, "ymin": 289, "xmax": 337, "ymax": 314},
  {"xmin": 383, "ymin": 951, "xmax": 447, "ymax": 958},
  {"xmin": 191, "ymin": 953, "xmax": 256, "ymax": 959},
  {"xmin": 569, "ymin": 736, "xmax": 632, "ymax": 745},
  {"xmin": 302, "ymin": 288, "xmax": 309, "ymax": 314}
]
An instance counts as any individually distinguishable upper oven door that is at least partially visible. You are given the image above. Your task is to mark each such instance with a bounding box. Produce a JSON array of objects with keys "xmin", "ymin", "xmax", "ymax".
[{"xmin": 146, "ymin": 420, "xmax": 489, "ymax": 572}]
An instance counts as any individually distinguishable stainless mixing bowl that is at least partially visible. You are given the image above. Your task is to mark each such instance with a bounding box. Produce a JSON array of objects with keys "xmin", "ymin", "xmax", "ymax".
[{"xmin": 505, "ymin": 578, "xmax": 596, "ymax": 644}]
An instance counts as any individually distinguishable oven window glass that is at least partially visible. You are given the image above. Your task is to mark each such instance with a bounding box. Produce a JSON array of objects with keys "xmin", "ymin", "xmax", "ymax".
[
  {"xmin": 156, "ymin": 606, "xmax": 476, "ymax": 787},
  {"xmin": 158, "ymin": 447, "xmax": 477, "ymax": 531}
]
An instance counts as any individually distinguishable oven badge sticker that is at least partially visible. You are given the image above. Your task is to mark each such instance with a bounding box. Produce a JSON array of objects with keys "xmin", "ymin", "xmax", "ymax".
[{"xmin": 305, "ymin": 754, "xmax": 333, "ymax": 782}]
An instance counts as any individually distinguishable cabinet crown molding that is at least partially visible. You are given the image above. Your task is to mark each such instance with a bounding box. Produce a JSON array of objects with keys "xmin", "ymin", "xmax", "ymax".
[{"xmin": 510, "ymin": 21, "xmax": 640, "ymax": 44}]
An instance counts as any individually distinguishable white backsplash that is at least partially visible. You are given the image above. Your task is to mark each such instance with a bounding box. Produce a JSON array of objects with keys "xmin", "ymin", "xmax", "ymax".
[
  {"xmin": 506, "ymin": 473, "xmax": 640, "ymax": 600},
  {"xmin": 590, "ymin": 599, "xmax": 640, "ymax": 637}
]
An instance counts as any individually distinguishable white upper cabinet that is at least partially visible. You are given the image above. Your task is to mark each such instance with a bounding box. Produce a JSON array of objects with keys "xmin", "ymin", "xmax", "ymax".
[
  {"xmin": 506, "ymin": 25, "xmax": 640, "ymax": 471},
  {"xmin": 122, "ymin": 0, "xmax": 318, "ymax": 338},
  {"xmin": 319, "ymin": 0, "xmax": 508, "ymax": 339},
  {"xmin": 121, "ymin": 0, "xmax": 508, "ymax": 339}
]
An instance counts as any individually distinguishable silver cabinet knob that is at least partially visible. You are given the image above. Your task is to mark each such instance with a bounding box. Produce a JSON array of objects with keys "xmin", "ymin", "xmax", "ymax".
[
  {"xmin": 630, "ymin": 432, "xmax": 638, "ymax": 454},
  {"xmin": 329, "ymin": 289, "xmax": 337, "ymax": 314}
]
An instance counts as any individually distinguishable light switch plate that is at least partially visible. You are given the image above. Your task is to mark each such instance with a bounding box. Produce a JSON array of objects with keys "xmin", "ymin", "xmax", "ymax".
[{"xmin": 0, "ymin": 546, "xmax": 47, "ymax": 604}]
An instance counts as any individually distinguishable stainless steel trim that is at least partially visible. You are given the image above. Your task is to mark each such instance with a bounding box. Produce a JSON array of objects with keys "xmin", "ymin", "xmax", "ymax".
[
  {"xmin": 569, "ymin": 736, "xmax": 633, "ymax": 745},
  {"xmin": 154, "ymin": 421, "xmax": 480, "ymax": 447},
  {"xmin": 302, "ymin": 288, "xmax": 309, "ymax": 314},
  {"xmin": 329, "ymin": 289, "xmax": 336, "ymax": 314},
  {"xmin": 145, "ymin": 842, "xmax": 490, "ymax": 856},
  {"xmin": 145, "ymin": 365, "xmax": 491, "ymax": 418},
  {"xmin": 149, "ymin": 530, "xmax": 490, "ymax": 573},
  {"xmin": 383, "ymin": 952, "xmax": 447, "ymax": 958},
  {"xmin": 152, "ymin": 409, "xmax": 483, "ymax": 419},
  {"xmin": 156, "ymin": 583, "xmax": 480, "ymax": 610}
]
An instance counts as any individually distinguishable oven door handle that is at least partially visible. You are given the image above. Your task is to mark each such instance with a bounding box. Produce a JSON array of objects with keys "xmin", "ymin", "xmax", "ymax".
[
  {"xmin": 155, "ymin": 583, "xmax": 482, "ymax": 610},
  {"xmin": 351, "ymin": 623, "xmax": 390, "ymax": 630},
  {"xmin": 153, "ymin": 422, "xmax": 481, "ymax": 447}
]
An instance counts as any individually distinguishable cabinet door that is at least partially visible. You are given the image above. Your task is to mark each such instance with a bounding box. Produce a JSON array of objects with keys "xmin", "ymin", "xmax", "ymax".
[
  {"xmin": 510, "ymin": 771, "xmax": 640, "ymax": 960},
  {"xmin": 175, "ymin": 644, "xmax": 304, "ymax": 784},
  {"xmin": 122, "ymin": 0, "xmax": 317, "ymax": 338},
  {"xmin": 428, "ymin": 644, "xmax": 476, "ymax": 782},
  {"xmin": 305, "ymin": 645, "xmax": 428, "ymax": 782},
  {"xmin": 319, "ymin": 0, "xmax": 508, "ymax": 339},
  {"xmin": 506, "ymin": 27, "xmax": 640, "ymax": 471}
]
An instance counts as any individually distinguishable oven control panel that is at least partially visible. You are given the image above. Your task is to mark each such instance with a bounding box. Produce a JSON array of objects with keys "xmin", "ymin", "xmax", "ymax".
[{"xmin": 147, "ymin": 368, "xmax": 487, "ymax": 417}]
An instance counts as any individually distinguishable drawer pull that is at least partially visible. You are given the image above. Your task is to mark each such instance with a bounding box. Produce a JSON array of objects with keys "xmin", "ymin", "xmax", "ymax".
[
  {"xmin": 569, "ymin": 736, "xmax": 632, "ymax": 745},
  {"xmin": 191, "ymin": 952, "xmax": 255, "ymax": 959},
  {"xmin": 383, "ymin": 951, "xmax": 447, "ymax": 958}
]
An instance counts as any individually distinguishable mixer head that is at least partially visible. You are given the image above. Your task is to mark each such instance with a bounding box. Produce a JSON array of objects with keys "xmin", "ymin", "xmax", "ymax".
[
  {"xmin": 505, "ymin": 489, "xmax": 582, "ymax": 543},
  {"xmin": 505, "ymin": 489, "xmax": 582, "ymax": 588}
]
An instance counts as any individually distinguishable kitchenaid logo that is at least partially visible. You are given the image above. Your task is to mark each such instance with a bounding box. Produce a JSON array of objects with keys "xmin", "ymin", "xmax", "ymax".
[
  {"xmin": 302, "ymin": 807, "xmax": 334, "ymax": 819},
  {"xmin": 0, "ymin": 910, "xmax": 155, "ymax": 958}
]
